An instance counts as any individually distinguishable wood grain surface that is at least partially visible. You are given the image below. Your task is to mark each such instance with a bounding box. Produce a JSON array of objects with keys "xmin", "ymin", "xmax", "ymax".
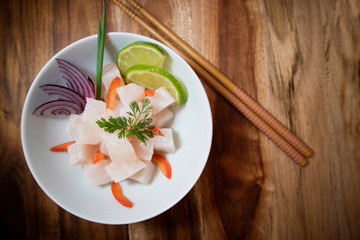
[{"xmin": 1, "ymin": 0, "xmax": 359, "ymax": 239}]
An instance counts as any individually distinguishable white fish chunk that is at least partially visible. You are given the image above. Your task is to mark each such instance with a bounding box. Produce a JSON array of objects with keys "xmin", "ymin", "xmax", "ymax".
[
  {"xmin": 68, "ymin": 120, "xmax": 102, "ymax": 145},
  {"xmin": 147, "ymin": 87, "xmax": 175, "ymax": 114},
  {"xmin": 152, "ymin": 108, "xmax": 174, "ymax": 128},
  {"xmin": 67, "ymin": 142, "xmax": 97, "ymax": 166},
  {"xmin": 83, "ymin": 159, "xmax": 112, "ymax": 186},
  {"xmin": 129, "ymin": 136, "xmax": 154, "ymax": 161},
  {"xmin": 117, "ymin": 83, "xmax": 145, "ymax": 105},
  {"xmin": 101, "ymin": 63, "xmax": 124, "ymax": 97},
  {"xmin": 67, "ymin": 114, "xmax": 82, "ymax": 136},
  {"xmin": 129, "ymin": 160, "xmax": 156, "ymax": 184},
  {"xmin": 103, "ymin": 134, "xmax": 138, "ymax": 165},
  {"xmin": 105, "ymin": 160, "xmax": 146, "ymax": 183},
  {"xmin": 99, "ymin": 141, "xmax": 108, "ymax": 156},
  {"xmin": 82, "ymin": 98, "xmax": 106, "ymax": 122},
  {"xmin": 149, "ymin": 128, "xmax": 175, "ymax": 153},
  {"xmin": 112, "ymin": 100, "xmax": 123, "ymax": 115}
]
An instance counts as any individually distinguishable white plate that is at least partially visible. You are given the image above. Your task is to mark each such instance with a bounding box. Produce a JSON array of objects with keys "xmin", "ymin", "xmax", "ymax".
[{"xmin": 21, "ymin": 32, "xmax": 213, "ymax": 224}]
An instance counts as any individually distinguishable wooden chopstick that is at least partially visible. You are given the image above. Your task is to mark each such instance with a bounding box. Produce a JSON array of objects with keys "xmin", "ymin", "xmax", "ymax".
[
  {"xmin": 124, "ymin": 0, "xmax": 313, "ymax": 159},
  {"xmin": 112, "ymin": 0, "xmax": 309, "ymax": 166}
]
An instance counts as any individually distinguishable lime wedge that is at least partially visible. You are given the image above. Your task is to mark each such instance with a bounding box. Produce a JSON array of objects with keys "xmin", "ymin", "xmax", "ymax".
[
  {"xmin": 125, "ymin": 64, "xmax": 187, "ymax": 105},
  {"xmin": 117, "ymin": 41, "xmax": 168, "ymax": 76}
]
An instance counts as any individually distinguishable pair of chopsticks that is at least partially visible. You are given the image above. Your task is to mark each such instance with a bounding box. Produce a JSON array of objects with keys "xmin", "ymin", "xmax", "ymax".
[{"xmin": 112, "ymin": 0, "xmax": 313, "ymax": 166}]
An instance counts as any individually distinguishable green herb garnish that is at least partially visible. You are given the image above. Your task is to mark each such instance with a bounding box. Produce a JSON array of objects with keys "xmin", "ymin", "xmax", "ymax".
[
  {"xmin": 96, "ymin": 99, "xmax": 156, "ymax": 144},
  {"xmin": 96, "ymin": 0, "xmax": 106, "ymax": 100}
]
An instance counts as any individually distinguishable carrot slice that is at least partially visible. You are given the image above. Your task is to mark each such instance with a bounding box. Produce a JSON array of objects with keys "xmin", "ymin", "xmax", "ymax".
[
  {"xmin": 49, "ymin": 141, "xmax": 75, "ymax": 152},
  {"xmin": 92, "ymin": 151, "xmax": 107, "ymax": 164},
  {"xmin": 106, "ymin": 76, "xmax": 122, "ymax": 110},
  {"xmin": 150, "ymin": 128, "xmax": 164, "ymax": 136},
  {"xmin": 111, "ymin": 182, "xmax": 133, "ymax": 208},
  {"xmin": 152, "ymin": 153, "xmax": 171, "ymax": 179},
  {"xmin": 144, "ymin": 89, "xmax": 155, "ymax": 96}
]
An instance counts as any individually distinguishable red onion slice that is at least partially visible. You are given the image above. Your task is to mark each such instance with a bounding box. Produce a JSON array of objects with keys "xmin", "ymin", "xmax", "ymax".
[
  {"xmin": 39, "ymin": 84, "xmax": 86, "ymax": 110},
  {"xmin": 87, "ymin": 76, "xmax": 95, "ymax": 89},
  {"xmin": 56, "ymin": 59, "xmax": 95, "ymax": 99},
  {"xmin": 33, "ymin": 100, "xmax": 82, "ymax": 116},
  {"xmin": 33, "ymin": 59, "xmax": 97, "ymax": 117}
]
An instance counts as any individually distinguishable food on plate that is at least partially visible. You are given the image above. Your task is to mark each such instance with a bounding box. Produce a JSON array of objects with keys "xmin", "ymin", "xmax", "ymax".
[
  {"xmin": 63, "ymin": 74, "xmax": 178, "ymax": 207},
  {"xmin": 97, "ymin": 98, "xmax": 157, "ymax": 144},
  {"xmin": 111, "ymin": 182, "xmax": 133, "ymax": 208},
  {"xmin": 57, "ymin": 59, "xmax": 95, "ymax": 99},
  {"xmin": 125, "ymin": 64, "xmax": 187, "ymax": 105},
  {"xmin": 105, "ymin": 76, "xmax": 122, "ymax": 110},
  {"xmin": 37, "ymin": 39, "xmax": 187, "ymax": 208},
  {"xmin": 49, "ymin": 141, "xmax": 75, "ymax": 152},
  {"xmin": 151, "ymin": 153, "xmax": 171, "ymax": 179},
  {"xmin": 33, "ymin": 59, "xmax": 95, "ymax": 116}
]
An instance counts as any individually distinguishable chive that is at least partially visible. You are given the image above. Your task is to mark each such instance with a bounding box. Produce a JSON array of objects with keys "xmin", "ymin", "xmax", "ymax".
[{"xmin": 96, "ymin": 0, "xmax": 106, "ymax": 100}]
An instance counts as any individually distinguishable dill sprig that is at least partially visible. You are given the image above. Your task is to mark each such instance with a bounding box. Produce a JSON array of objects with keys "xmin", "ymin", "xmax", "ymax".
[{"xmin": 96, "ymin": 98, "xmax": 156, "ymax": 144}]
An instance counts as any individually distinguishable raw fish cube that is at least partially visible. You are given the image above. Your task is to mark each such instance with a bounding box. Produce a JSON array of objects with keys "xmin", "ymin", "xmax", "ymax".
[
  {"xmin": 69, "ymin": 121, "xmax": 102, "ymax": 145},
  {"xmin": 67, "ymin": 114, "xmax": 82, "ymax": 136},
  {"xmin": 102, "ymin": 63, "xmax": 124, "ymax": 95},
  {"xmin": 105, "ymin": 160, "xmax": 146, "ymax": 183},
  {"xmin": 129, "ymin": 136, "xmax": 154, "ymax": 161},
  {"xmin": 82, "ymin": 98, "xmax": 106, "ymax": 122},
  {"xmin": 150, "ymin": 128, "xmax": 175, "ymax": 153},
  {"xmin": 117, "ymin": 83, "xmax": 145, "ymax": 105},
  {"xmin": 147, "ymin": 87, "xmax": 176, "ymax": 114},
  {"xmin": 112, "ymin": 100, "xmax": 123, "ymax": 115},
  {"xmin": 103, "ymin": 134, "xmax": 138, "ymax": 165},
  {"xmin": 67, "ymin": 143, "xmax": 97, "ymax": 166},
  {"xmin": 152, "ymin": 108, "xmax": 174, "ymax": 128},
  {"xmin": 99, "ymin": 141, "xmax": 108, "ymax": 156},
  {"xmin": 119, "ymin": 103, "xmax": 131, "ymax": 118},
  {"xmin": 83, "ymin": 159, "xmax": 112, "ymax": 186},
  {"xmin": 104, "ymin": 108, "xmax": 120, "ymax": 120},
  {"xmin": 130, "ymin": 160, "xmax": 156, "ymax": 184}
]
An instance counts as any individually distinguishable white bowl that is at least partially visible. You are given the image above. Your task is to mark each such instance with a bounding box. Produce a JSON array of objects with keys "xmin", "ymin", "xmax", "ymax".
[{"xmin": 21, "ymin": 32, "xmax": 213, "ymax": 224}]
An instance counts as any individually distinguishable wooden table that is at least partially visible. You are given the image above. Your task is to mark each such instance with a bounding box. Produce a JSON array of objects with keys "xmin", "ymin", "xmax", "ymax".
[{"xmin": 1, "ymin": 0, "xmax": 359, "ymax": 239}]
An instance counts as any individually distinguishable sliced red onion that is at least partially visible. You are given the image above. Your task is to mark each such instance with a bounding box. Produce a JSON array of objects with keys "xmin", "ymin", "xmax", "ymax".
[
  {"xmin": 87, "ymin": 76, "xmax": 95, "ymax": 89},
  {"xmin": 33, "ymin": 59, "xmax": 97, "ymax": 117},
  {"xmin": 39, "ymin": 84, "xmax": 86, "ymax": 110},
  {"xmin": 58, "ymin": 70, "xmax": 81, "ymax": 94},
  {"xmin": 56, "ymin": 59, "xmax": 95, "ymax": 99},
  {"xmin": 33, "ymin": 100, "xmax": 82, "ymax": 116}
]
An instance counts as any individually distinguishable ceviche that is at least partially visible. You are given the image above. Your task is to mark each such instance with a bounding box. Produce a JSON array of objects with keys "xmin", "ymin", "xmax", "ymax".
[{"xmin": 33, "ymin": 40, "xmax": 187, "ymax": 208}]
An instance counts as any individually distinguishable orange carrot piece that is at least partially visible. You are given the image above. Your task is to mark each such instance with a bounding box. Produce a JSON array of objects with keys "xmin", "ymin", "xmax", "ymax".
[
  {"xmin": 49, "ymin": 141, "xmax": 76, "ymax": 152},
  {"xmin": 144, "ymin": 89, "xmax": 155, "ymax": 96},
  {"xmin": 92, "ymin": 151, "xmax": 107, "ymax": 164},
  {"xmin": 106, "ymin": 76, "xmax": 122, "ymax": 110},
  {"xmin": 150, "ymin": 128, "xmax": 164, "ymax": 136},
  {"xmin": 111, "ymin": 182, "xmax": 133, "ymax": 208},
  {"xmin": 152, "ymin": 153, "xmax": 171, "ymax": 179}
]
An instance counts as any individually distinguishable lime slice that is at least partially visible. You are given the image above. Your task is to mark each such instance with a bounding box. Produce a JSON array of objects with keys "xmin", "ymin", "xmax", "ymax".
[
  {"xmin": 125, "ymin": 64, "xmax": 187, "ymax": 105},
  {"xmin": 116, "ymin": 41, "xmax": 168, "ymax": 76}
]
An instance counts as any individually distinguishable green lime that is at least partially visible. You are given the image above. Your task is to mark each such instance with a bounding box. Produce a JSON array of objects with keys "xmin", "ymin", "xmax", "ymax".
[
  {"xmin": 116, "ymin": 41, "xmax": 168, "ymax": 76},
  {"xmin": 125, "ymin": 64, "xmax": 187, "ymax": 105}
]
